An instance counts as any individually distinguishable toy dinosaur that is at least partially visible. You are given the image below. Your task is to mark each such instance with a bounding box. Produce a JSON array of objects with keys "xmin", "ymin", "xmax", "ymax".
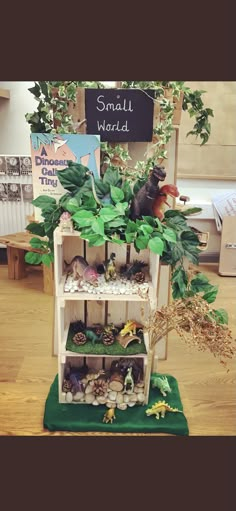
[
  {"xmin": 152, "ymin": 376, "xmax": 172, "ymax": 397},
  {"xmin": 120, "ymin": 260, "xmax": 148, "ymax": 280},
  {"xmin": 84, "ymin": 329, "xmax": 101, "ymax": 345},
  {"xmin": 103, "ymin": 408, "xmax": 116, "ymax": 424},
  {"xmin": 105, "ymin": 252, "xmax": 117, "ymax": 282},
  {"xmin": 152, "ymin": 184, "xmax": 179, "ymax": 220},
  {"xmin": 130, "ymin": 165, "xmax": 166, "ymax": 220},
  {"xmin": 146, "ymin": 400, "xmax": 183, "ymax": 419},
  {"xmin": 124, "ymin": 367, "xmax": 134, "ymax": 393},
  {"xmin": 64, "ymin": 255, "xmax": 99, "ymax": 286},
  {"xmin": 120, "ymin": 320, "xmax": 143, "ymax": 337}
]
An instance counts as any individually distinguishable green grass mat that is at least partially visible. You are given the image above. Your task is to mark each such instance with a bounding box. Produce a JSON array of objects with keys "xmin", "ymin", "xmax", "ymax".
[
  {"xmin": 66, "ymin": 325, "xmax": 147, "ymax": 356},
  {"xmin": 44, "ymin": 373, "xmax": 189, "ymax": 435}
]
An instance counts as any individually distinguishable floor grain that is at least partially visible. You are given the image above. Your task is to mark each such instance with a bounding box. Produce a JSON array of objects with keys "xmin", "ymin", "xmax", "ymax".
[{"xmin": 0, "ymin": 264, "xmax": 235, "ymax": 436}]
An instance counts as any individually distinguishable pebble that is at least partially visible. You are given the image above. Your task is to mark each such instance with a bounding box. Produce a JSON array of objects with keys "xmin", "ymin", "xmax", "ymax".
[
  {"xmin": 106, "ymin": 401, "xmax": 116, "ymax": 409},
  {"xmin": 137, "ymin": 393, "xmax": 145, "ymax": 402},
  {"xmin": 130, "ymin": 394, "xmax": 138, "ymax": 402},
  {"xmin": 117, "ymin": 403, "xmax": 127, "ymax": 411},
  {"xmin": 85, "ymin": 393, "xmax": 95, "ymax": 404},
  {"xmin": 66, "ymin": 392, "xmax": 73, "ymax": 403},
  {"xmin": 92, "ymin": 399, "xmax": 99, "ymax": 406},
  {"xmin": 73, "ymin": 392, "xmax": 84, "ymax": 402},
  {"xmin": 116, "ymin": 393, "xmax": 124, "ymax": 404},
  {"xmin": 108, "ymin": 391, "xmax": 117, "ymax": 401},
  {"xmin": 85, "ymin": 384, "xmax": 94, "ymax": 394},
  {"xmin": 97, "ymin": 396, "xmax": 106, "ymax": 404},
  {"xmin": 127, "ymin": 401, "xmax": 136, "ymax": 407},
  {"xmin": 123, "ymin": 395, "xmax": 129, "ymax": 403}
]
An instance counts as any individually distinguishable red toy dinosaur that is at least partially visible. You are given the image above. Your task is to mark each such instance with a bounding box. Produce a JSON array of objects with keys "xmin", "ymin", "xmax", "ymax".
[{"xmin": 152, "ymin": 184, "xmax": 179, "ymax": 220}]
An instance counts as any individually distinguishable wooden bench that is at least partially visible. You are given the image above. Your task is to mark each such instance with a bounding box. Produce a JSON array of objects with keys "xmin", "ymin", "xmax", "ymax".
[{"xmin": 0, "ymin": 232, "xmax": 54, "ymax": 295}]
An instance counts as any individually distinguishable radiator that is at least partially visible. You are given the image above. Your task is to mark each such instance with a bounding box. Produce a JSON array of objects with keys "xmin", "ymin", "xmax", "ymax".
[{"xmin": 0, "ymin": 155, "xmax": 34, "ymax": 242}]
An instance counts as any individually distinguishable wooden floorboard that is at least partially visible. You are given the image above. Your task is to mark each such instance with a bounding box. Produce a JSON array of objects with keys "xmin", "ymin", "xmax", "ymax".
[{"xmin": 0, "ymin": 264, "xmax": 235, "ymax": 436}]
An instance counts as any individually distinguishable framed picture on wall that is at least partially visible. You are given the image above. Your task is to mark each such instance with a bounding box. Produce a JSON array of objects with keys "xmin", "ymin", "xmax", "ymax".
[
  {"xmin": 0, "ymin": 156, "xmax": 7, "ymax": 175},
  {"xmin": 6, "ymin": 156, "xmax": 21, "ymax": 176}
]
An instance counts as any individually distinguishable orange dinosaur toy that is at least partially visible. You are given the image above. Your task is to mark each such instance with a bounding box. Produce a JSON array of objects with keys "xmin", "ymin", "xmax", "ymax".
[{"xmin": 152, "ymin": 184, "xmax": 179, "ymax": 220}]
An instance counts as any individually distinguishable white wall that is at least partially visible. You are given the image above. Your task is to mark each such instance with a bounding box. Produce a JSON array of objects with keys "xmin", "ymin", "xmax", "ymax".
[{"xmin": 0, "ymin": 81, "xmax": 37, "ymax": 154}]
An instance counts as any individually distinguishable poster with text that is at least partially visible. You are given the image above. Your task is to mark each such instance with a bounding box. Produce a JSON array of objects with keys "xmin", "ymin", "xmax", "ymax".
[{"xmin": 30, "ymin": 133, "xmax": 100, "ymax": 219}]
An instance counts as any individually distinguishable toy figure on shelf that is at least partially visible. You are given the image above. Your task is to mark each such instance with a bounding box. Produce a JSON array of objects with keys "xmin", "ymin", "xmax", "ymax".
[
  {"xmin": 59, "ymin": 211, "xmax": 74, "ymax": 233},
  {"xmin": 152, "ymin": 376, "xmax": 172, "ymax": 397},
  {"xmin": 124, "ymin": 367, "xmax": 134, "ymax": 393},
  {"xmin": 152, "ymin": 184, "xmax": 179, "ymax": 220},
  {"xmin": 146, "ymin": 401, "xmax": 183, "ymax": 420},
  {"xmin": 105, "ymin": 253, "xmax": 117, "ymax": 282},
  {"xmin": 64, "ymin": 255, "xmax": 99, "ymax": 286},
  {"xmin": 103, "ymin": 408, "xmax": 116, "ymax": 424},
  {"xmin": 130, "ymin": 165, "xmax": 166, "ymax": 220},
  {"xmin": 84, "ymin": 329, "xmax": 101, "ymax": 345},
  {"xmin": 120, "ymin": 260, "xmax": 148, "ymax": 282},
  {"xmin": 120, "ymin": 320, "xmax": 143, "ymax": 337}
]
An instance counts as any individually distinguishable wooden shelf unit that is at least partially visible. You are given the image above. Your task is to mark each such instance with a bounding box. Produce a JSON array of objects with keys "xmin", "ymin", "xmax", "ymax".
[{"xmin": 54, "ymin": 227, "xmax": 159, "ymax": 405}]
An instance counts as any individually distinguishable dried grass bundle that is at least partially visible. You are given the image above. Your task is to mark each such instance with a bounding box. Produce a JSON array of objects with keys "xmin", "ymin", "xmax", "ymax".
[{"xmin": 146, "ymin": 296, "xmax": 236, "ymax": 366}]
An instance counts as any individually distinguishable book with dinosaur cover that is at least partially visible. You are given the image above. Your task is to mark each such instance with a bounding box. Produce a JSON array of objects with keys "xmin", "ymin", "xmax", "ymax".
[{"xmin": 30, "ymin": 133, "xmax": 100, "ymax": 219}]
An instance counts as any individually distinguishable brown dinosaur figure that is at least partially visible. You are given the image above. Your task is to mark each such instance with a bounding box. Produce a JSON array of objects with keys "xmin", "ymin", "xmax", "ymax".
[
  {"xmin": 152, "ymin": 184, "xmax": 179, "ymax": 220},
  {"xmin": 130, "ymin": 165, "xmax": 166, "ymax": 220}
]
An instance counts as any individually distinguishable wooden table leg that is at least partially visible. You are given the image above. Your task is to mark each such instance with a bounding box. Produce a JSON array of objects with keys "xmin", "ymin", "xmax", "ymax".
[
  {"xmin": 43, "ymin": 263, "xmax": 54, "ymax": 295},
  {"xmin": 7, "ymin": 246, "xmax": 26, "ymax": 279}
]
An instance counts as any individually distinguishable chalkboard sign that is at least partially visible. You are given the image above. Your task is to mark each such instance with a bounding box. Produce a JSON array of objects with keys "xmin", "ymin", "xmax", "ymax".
[{"xmin": 85, "ymin": 88, "xmax": 155, "ymax": 142}]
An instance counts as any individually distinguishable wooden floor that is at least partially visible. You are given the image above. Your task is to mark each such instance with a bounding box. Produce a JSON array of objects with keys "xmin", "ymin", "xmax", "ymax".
[{"xmin": 0, "ymin": 264, "xmax": 235, "ymax": 436}]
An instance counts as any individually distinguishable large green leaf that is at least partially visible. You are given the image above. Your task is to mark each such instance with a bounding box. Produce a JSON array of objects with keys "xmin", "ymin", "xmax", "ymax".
[
  {"xmin": 202, "ymin": 286, "xmax": 218, "ymax": 304},
  {"xmin": 26, "ymin": 222, "xmax": 45, "ymax": 237},
  {"xmin": 148, "ymin": 237, "xmax": 164, "ymax": 255},
  {"xmin": 171, "ymin": 266, "xmax": 188, "ymax": 297},
  {"xmin": 212, "ymin": 308, "xmax": 228, "ymax": 325},
  {"xmin": 32, "ymin": 195, "xmax": 56, "ymax": 209},
  {"xmin": 91, "ymin": 218, "xmax": 105, "ymax": 236},
  {"xmin": 135, "ymin": 235, "xmax": 149, "ymax": 250},
  {"xmin": 190, "ymin": 273, "xmax": 211, "ymax": 294},
  {"xmin": 163, "ymin": 228, "xmax": 177, "ymax": 242},
  {"xmin": 72, "ymin": 210, "xmax": 94, "ymax": 227},
  {"xmin": 110, "ymin": 185, "xmax": 124, "ymax": 203},
  {"xmin": 99, "ymin": 208, "xmax": 120, "ymax": 222},
  {"xmin": 42, "ymin": 253, "xmax": 54, "ymax": 267},
  {"xmin": 139, "ymin": 224, "xmax": 153, "ymax": 235},
  {"xmin": 57, "ymin": 162, "xmax": 89, "ymax": 192},
  {"xmin": 25, "ymin": 252, "xmax": 43, "ymax": 265},
  {"xmin": 103, "ymin": 167, "xmax": 122, "ymax": 187},
  {"xmin": 30, "ymin": 237, "xmax": 45, "ymax": 249},
  {"xmin": 122, "ymin": 181, "xmax": 133, "ymax": 202}
]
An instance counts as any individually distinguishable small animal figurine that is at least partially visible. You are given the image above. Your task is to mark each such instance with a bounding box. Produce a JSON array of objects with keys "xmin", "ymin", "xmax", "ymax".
[
  {"xmin": 130, "ymin": 165, "xmax": 166, "ymax": 220},
  {"xmin": 120, "ymin": 320, "xmax": 143, "ymax": 337},
  {"xmin": 59, "ymin": 211, "xmax": 74, "ymax": 232},
  {"xmin": 120, "ymin": 260, "xmax": 148, "ymax": 280},
  {"xmin": 152, "ymin": 376, "xmax": 172, "ymax": 397},
  {"xmin": 69, "ymin": 374, "xmax": 85, "ymax": 394},
  {"xmin": 103, "ymin": 408, "xmax": 116, "ymax": 424},
  {"xmin": 152, "ymin": 184, "xmax": 179, "ymax": 220},
  {"xmin": 84, "ymin": 329, "xmax": 101, "ymax": 345},
  {"xmin": 105, "ymin": 252, "xmax": 117, "ymax": 282},
  {"xmin": 124, "ymin": 367, "xmax": 134, "ymax": 393},
  {"xmin": 64, "ymin": 255, "xmax": 99, "ymax": 286},
  {"xmin": 146, "ymin": 401, "xmax": 183, "ymax": 420}
]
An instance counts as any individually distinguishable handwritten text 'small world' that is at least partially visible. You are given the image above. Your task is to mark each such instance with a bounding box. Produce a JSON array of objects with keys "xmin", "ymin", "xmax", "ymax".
[{"xmin": 96, "ymin": 94, "xmax": 133, "ymax": 133}]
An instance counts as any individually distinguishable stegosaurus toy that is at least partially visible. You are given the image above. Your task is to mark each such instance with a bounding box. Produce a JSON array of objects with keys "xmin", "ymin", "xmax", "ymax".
[{"xmin": 146, "ymin": 401, "xmax": 183, "ymax": 420}]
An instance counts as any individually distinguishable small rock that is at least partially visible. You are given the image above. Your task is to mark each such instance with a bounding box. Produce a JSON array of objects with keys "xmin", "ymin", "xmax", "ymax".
[
  {"xmin": 85, "ymin": 384, "xmax": 94, "ymax": 394},
  {"xmin": 92, "ymin": 399, "xmax": 99, "ymax": 406},
  {"xmin": 97, "ymin": 396, "xmax": 106, "ymax": 404},
  {"xmin": 108, "ymin": 391, "xmax": 117, "ymax": 401},
  {"xmin": 126, "ymin": 389, "xmax": 133, "ymax": 395},
  {"xmin": 116, "ymin": 393, "xmax": 124, "ymax": 404},
  {"xmin": 123, "ymin": 395, "xmax": 129, "ymax": 403},
  {"xmin": 106, "ymin": 401, "xmax": 116, "ymax": 409},
  {"xmin": 85, "ymin": 393, "xmax": 95, "ymax": 404},
  {"xmin": 129, "ymin": 394, "xmax": 138, "ymax": 402},
  {"xmin": 137, "ymin": 381, "xmax": 144, "ymax": 388},
  {"xmin": 117, "ymin": 403, "xmax": 127, "ymax": 411},
  {"xmin": 73, "ymin": 392, "xmax": 84, "ymax": 402},
  {"xmin": 137, "ymin": 393, "xmax": 145, "ymax": 402},
  {"xmin": 66, "ymin": 392, "xmax": 73, "ymax": 403},
  {"xmin": 128, "ymin": 401, "xmax": 136, "ymax": 407}
]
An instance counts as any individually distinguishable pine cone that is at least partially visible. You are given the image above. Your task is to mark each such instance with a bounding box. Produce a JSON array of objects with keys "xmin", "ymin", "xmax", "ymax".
[
  {"xmin": 73, "ymin": 332, "xmax": 87, "ymax": 345},
  {"xmin": 134, "ymin": 271, "xmax": 145, "ymax": 283},
  {"xmin": 102, "ymin": 332, "xmax": 115, "ymax": 346},
  {"xmin": 93, "ymin": 378, "xmax": 108, "ymax": 396},
  {"xmin": 62, "ymin": 379, "xmax": 72, "ymax": 392}
]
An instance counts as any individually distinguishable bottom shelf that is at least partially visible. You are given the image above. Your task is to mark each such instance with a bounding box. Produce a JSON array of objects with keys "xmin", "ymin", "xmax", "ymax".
[{"xmin": 58, "ymin": 354, "xmax": 150, "ymax": 407}]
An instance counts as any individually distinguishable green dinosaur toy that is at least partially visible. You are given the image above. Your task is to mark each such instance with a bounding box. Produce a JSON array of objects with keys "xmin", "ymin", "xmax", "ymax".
[
  {"xmin": 146, "ymin": 400, "xmax": 183, "ymax": 420},
  {"xmin": 84, "ymin": 329, "xmax": 101, "ymax": 345},
  {"xmin": 152, "ymin": 376, "xmax": 172, "ymax": 397},
  {"xmin": 124, "ymin": 367, "xmax": 134, "ymax": 393}
]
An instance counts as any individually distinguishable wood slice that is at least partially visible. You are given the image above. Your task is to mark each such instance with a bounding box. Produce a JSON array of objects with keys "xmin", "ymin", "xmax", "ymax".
[
  {"xmin": 109, "ymin": 371, "xmax": 124, "ymax": 392},
  {"xmin": 117, "ymin": 334, "xmax": 142, "ymax": 349}
]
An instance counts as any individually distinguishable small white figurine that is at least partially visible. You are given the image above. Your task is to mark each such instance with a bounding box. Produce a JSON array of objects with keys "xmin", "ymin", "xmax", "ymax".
[{"xmin": 59, "ymin": 212, "xmax": 74, "ymax": 233}]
